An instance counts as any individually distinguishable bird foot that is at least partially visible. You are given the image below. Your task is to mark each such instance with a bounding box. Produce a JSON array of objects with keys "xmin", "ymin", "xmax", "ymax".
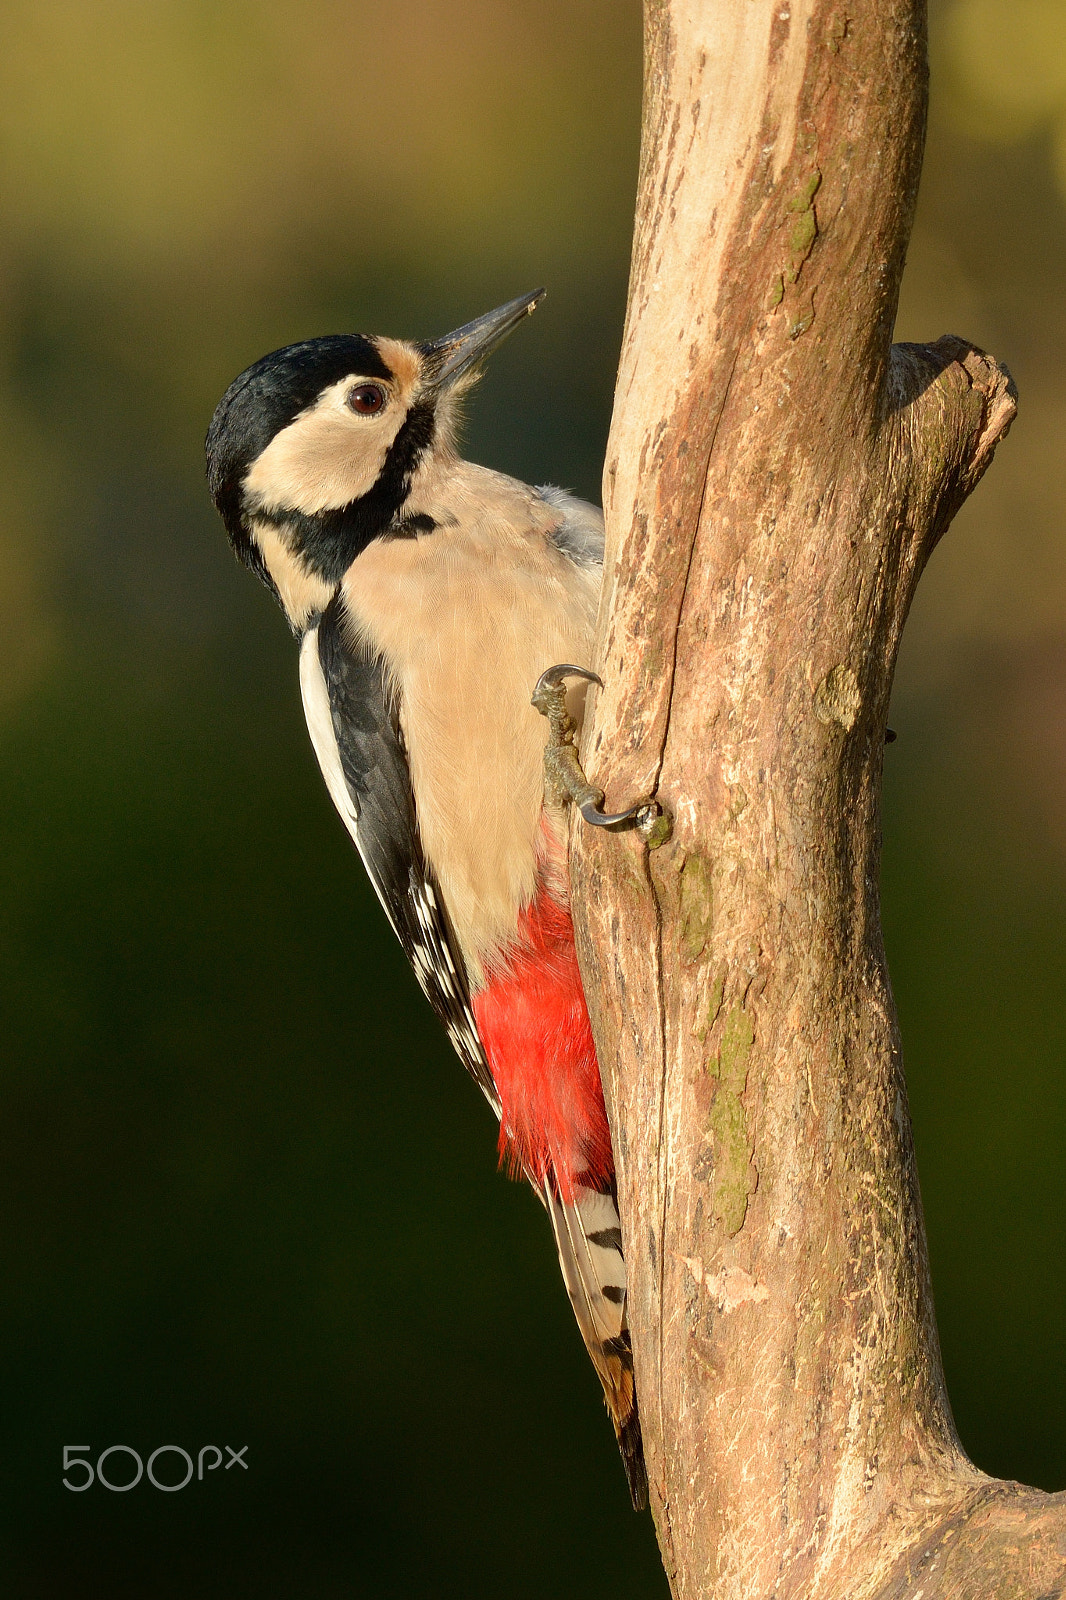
[{"xmin": 531, "ymin": 665, "xmax": 671, "ymax": 845}]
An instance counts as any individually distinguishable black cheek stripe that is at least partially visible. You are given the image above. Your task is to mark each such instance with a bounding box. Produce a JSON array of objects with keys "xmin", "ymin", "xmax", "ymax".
[{"xmin": 256, "ymin": 400, "xmax": 437, "ymax": 583}]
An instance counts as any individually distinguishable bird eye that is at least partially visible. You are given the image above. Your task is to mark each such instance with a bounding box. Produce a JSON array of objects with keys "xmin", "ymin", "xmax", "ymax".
[{"xmin": 347, "ymin": 383, "xmax": 387, "ymax": 416}]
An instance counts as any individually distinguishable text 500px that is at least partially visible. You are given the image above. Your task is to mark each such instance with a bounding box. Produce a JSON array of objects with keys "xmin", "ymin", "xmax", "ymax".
[{"xmin": 62, "ymin": 1444, "xmax": 248, "ymax": 1491}]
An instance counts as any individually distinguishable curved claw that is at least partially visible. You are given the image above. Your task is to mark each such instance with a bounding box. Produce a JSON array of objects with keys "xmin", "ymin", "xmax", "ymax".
[
  {"xmin": 579, "ymin": 797, "xmax": 669, "ymax": 841},
  {"xmin": 578, "ymin": 797, "xmax": 643, "ymax": 828},
  {"xmin": 533, "ymin": 662, "xmax": 603, "ymax": 692},
  {"xmin": 532, "ymin": 663, "xmax": 672, "ymax": 845},
  {"xmin": 531, "ymin": 662, "xmax": 602, "ymax": 717}
]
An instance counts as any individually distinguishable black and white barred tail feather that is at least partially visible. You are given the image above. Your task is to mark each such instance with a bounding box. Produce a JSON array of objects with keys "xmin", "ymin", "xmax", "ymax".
[{"xmin": 545, "ymin": 1183, "xmax": 647, "ymax": 1509}]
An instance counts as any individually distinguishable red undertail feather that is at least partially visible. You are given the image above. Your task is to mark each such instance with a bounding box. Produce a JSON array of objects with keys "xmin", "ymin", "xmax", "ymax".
[{"xmin": 472, "ymin": 879, "xmax": 613, "ymax": 1203}]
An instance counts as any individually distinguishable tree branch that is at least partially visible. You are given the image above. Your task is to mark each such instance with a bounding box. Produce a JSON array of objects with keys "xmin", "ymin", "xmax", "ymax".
[{"xmin": 566, "ymin": 1, "xmax": 1059, "ymax": 1596}]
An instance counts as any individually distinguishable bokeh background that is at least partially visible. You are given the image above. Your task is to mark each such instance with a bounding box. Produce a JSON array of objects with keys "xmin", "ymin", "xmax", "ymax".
[{"xmin": 0, "ymin": 1, "xmax": 1062, "ymax": 1593}]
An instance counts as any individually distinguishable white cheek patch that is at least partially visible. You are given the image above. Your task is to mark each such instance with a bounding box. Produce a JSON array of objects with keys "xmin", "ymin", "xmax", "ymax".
[{"xmin": 245, "ymin": 378, "xmax": 404, "ymax": 516}]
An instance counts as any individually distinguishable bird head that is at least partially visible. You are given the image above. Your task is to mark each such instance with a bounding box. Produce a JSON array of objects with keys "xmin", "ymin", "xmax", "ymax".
[{"xmin": 205, "ymin": 288, "xmax": 545, "ymax": 629}]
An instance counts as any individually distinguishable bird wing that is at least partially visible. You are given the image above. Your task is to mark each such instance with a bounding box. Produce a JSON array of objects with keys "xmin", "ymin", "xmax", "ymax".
[
  {"xmin": 537, "ymin": 485, "xmax": 605, "ymax": 568},
  {"xmin": 299, "ymin": 592, "xmax": 499, "ymax": 1113}
]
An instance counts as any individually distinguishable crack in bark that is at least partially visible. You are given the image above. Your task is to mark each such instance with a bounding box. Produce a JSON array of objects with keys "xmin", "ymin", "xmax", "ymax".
[{"xmin": 652, "ymin": 342, "xmax": 743, "ymax": 801}]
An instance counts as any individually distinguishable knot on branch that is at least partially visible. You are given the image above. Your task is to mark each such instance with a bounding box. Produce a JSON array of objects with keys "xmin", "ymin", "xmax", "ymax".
[{"xmin": 887, "ymin": 337, "xmax": 1018, "ymax": 561}]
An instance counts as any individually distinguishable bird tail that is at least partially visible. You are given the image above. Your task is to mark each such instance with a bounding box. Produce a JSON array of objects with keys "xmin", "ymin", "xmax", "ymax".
[{"xmin": 544, "ymin": 1181, "xmax": 648, "ymax": 1509}]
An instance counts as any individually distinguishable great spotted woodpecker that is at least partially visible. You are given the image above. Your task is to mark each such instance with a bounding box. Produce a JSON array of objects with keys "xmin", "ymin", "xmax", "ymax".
[{"xmin": 205, "ymin": 290, "xmax": 647, "ymax": 1506}]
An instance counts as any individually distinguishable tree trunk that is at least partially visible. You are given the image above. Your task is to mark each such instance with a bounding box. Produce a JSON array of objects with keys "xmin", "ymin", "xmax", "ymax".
[{"xmin": 569, "ymin": 1, "xmax": 1066, "ymax": 1595}]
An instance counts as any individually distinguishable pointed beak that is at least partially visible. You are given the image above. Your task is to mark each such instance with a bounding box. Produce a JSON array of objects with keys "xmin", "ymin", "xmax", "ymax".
[{"xmin": 421, "ymin": 288, "xmax": 546, "ymax": 390}]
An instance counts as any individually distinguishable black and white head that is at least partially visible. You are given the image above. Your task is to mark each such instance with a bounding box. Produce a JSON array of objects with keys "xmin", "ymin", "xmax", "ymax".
[{"xmin": 205, "ymin": 289, "xmax": 544, "ymax": 630}]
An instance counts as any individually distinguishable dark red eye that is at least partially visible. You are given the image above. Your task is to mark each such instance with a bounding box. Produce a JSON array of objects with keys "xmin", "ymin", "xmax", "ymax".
[{"xmin": 347, "ymin": 383, "xmax": 387, "ymax": 415}]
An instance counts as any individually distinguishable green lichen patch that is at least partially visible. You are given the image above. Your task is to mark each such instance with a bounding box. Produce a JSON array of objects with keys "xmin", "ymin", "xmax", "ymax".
[
  {"xmin": 707, "ymin": 1088, "xmax": 753, "ymax": 1235},
  {"xmin": 718, "ymin": 1004, "xmax": 755, "ymax": 1092},
  {"xmin": 815, "ymin": 663, "xmax": 861, "ymax": 730},
  {"xmin": 782, "ymin": 170, "xmax": 821, "ymax": 289},
  {"xmin": 679, "ymin": 853, "xmax": 714, "ymax": 962},
  {"xmin": 789, "ymin": 207, "xmax": 817, "ymax": 258},
  {"xmin": 706, "ymin": 1004, "xmax": 758, "ymax": 1235},
  {"xmin": 643, "ymin": 810, "xmax": 673, "ymax": 850},
  {"xmin": 786, "ymin": 170, "xmax": 823, "ymax": 213}
]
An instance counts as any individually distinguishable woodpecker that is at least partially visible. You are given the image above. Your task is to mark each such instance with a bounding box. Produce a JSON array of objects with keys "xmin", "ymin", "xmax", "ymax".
[{"xmin": 205, "ymin": 289, "xmax": 647, "ymax": 1507}]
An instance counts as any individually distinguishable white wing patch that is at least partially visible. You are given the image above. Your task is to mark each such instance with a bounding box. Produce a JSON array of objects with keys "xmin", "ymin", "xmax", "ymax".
[
  {"xmin": 299, "ymin": 625, "xmax": 402, "ymax": 943},
  {"xmin": 300, "ymin": 626, "xmax": 355, "ymax": 822},
  {"xmin": 299, "ymin": 620, "xmax": 498, "ymax": 1114}
]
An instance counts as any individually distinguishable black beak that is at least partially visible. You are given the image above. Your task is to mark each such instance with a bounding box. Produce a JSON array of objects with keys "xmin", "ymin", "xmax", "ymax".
[{"xmin": 421, "ymin": 289, "xmax": 546, "ymax": 390}]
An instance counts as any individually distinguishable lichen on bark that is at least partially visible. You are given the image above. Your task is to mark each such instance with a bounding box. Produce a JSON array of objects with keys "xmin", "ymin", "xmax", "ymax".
[{"xmin": 706, "ymin": 1004, "xmax": 757, "ymax": 1235}]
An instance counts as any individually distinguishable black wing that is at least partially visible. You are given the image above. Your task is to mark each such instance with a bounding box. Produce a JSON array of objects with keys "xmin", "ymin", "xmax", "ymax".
[{"xmin": 299, "ymin": 592, "xmax": 498, "ymax": 1112}]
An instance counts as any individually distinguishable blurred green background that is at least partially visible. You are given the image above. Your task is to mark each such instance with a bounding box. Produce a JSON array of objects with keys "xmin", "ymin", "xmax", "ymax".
[{"xmin": 0, "ymin": 1, "xmax": 1062, "ymax": 1593}]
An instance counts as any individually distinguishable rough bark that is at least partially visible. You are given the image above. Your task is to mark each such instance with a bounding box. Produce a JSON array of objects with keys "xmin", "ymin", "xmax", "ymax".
[{"xmin": 569, "ymin": 2, "xmax": 1066, "ymax": 1596}]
